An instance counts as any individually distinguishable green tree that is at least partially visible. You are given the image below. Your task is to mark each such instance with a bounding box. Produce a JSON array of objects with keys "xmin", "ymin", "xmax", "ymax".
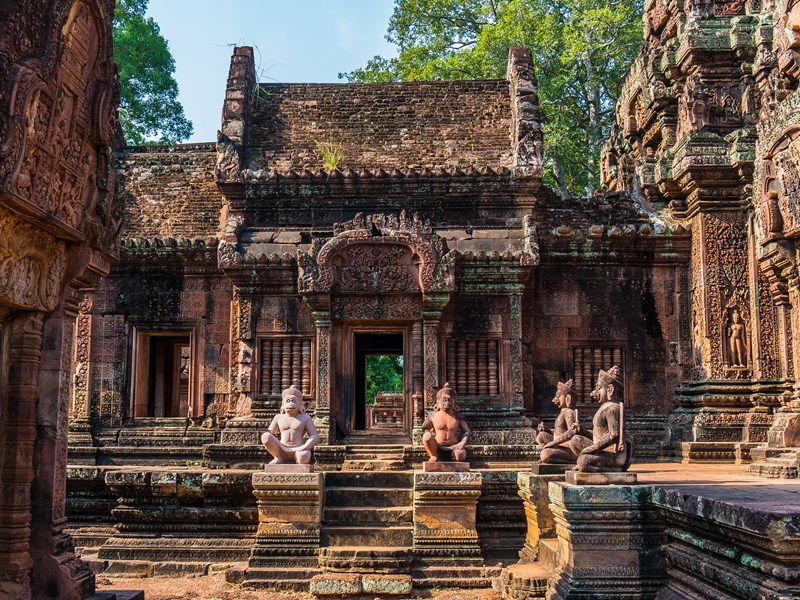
[
  {"xmin": 365, "ymin": 355, "xmax": 404, "ymax": 405},
  {"xmin": 342, "ymin": 0, "xmax": 643, "ymax": 198},
  {"xmin": 113, "ymin": 0, "xmax": 193, "ymax": 145}
]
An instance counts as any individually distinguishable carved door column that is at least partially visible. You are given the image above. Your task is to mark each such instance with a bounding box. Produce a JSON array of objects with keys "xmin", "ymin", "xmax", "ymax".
[
  {"xmin": 231, "ymin": 286, "xmax": 257, "ymax": 417},
  {"xmin": 508, "ymin": 290, "xmax": 525, "ymax": 413},
  {"xmin": 0, "ymin": 311, "xmax": 44, "ymax": 599},
  {"xmin": 412, "ymin": 321, "xmax": 424, "ymax": 429},
  {"xmin": 304, "ymin": 295, "xmax": 332, "ymax": 444},
  {"xmin": 69, "ymin": 293, "xmax": 94, "ymax": 451},
  {"xmin": 421, "ymin": 293, "xmax": 451, "ymax": 417}
]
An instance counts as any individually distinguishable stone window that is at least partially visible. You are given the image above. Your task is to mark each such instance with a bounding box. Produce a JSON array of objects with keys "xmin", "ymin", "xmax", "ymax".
[
  {"xmin": 258, "ymin": 337, "xmax": 312, "ymax": 397},
  {"xmin": 571, "ymin": 346, "xmax": 625, "ymax": 404},
  {"xmin": 444, "ymin": 339, "xmax": 501, "ymax": 397},
  {"xmin": 131, "ymin": 330, "xmax": 194, "ymax": 418}
]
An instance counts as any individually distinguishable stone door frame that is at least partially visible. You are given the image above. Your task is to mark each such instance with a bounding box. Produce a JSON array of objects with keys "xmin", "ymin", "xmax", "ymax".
[{"xmin": 334, "ymin": 321, "xmax": 413, "ymax": 439}]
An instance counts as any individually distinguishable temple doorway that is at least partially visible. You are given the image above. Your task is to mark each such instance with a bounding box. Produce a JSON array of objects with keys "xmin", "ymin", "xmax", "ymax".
[
  {"xmin": 355, "ymin": 333, "xmax": 404, "ymax": 431},
  {"xmin": 132, "ymin": 332, "xmax": 192, "ymax": 418},
  {"xmin": 335, "ymin": 327, "xmax": 411, "ymax": 441}
]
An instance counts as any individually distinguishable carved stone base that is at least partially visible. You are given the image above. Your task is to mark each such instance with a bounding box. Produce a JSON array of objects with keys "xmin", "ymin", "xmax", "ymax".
[
  {"xmin": 413, "ymin": 471, "xmax": 481, "ymax": 552},
  {"xmin": 565, "ymin": 470, "xmax": 638, "ymax": 485},
  {"xmin": 263, "ymin": 463, "xmax": 314, "ymax": 473},
  {"xmin": 516, "ymin": 472, "xmax": 563, "ymax": 562},
  {"xmin": 422, "ymin": 460, "xmax": 469, "ymax": 472},
  {"xmin": 530, "ymin": 462, "xmax": 571, "ymax": 475},
  {"xmin": 547, "ymin": 482, "xmax": 666, "ymax": 599}
]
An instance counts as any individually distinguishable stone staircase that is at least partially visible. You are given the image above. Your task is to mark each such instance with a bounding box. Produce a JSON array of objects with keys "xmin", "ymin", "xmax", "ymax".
[
  {"xmin": 319, "ymin": 471, "xmax": 414, "ymax": 574},
  {"xmin": 749, "ymin": 448, "xmax": 800, "ymax": 478},
  {"xmin": 340, "ymin": 444, "xmax": 408, "ymax": 471}
]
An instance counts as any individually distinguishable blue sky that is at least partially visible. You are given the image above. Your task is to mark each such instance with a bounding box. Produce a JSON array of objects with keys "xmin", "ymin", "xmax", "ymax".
[{"xmin": 147, "ymin": 1, "xmax": 397, "ymax": 143}]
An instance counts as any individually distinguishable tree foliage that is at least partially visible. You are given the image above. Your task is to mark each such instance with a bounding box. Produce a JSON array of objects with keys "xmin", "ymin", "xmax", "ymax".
[
  {"xmin": 113, "ymin": 0, "xmax": 192, "ymax": 145},
  {"xmin": 365, "ymin": 355, "xmax": 404, "ymax": 405},
  {"xmin": 342, "ymin": 0, "xmax": 644, "ymax": 198}
]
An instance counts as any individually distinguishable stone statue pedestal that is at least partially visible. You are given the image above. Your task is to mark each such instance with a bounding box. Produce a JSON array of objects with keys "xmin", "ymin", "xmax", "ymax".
[
  {"xmin": 547, "ymin": 481, "xmax": 665, "ymax": 599},
  {"xmin": 422, "ymin": 460, "xmax": 469, "ymax": 472},
  {"xmin": 412, "ymin": 471, "xmax": 483, "ymax": 576},
  {"xmin": 750, "ymin": 406, "xmax": 800, "ymax": 478},
  {"xmin": 240, "ymin": 471, "xmax": 323, "ymax": 589},
  {"xmin": 516, "ymin": 471, "xmax": 563, "ymax": 562},
  {"xmin": 565, "ymin": 470, "xmax": 638, "ymax": 485},
  {"xmin": 263, "ymin": 463, "xmax": 314, "ymax": 473},
  {"xmin": 530, "ymin": 462, "xmax": 570, "ymax": 475}
]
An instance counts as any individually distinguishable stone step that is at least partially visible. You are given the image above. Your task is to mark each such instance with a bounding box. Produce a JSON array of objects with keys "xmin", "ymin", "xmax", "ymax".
[
  {"xmin": 321, "ymin": 525, "xmax": 413, "ymax": 547},
  {"xmin": 319, "ymin": 546, "xmax": 412, "ymax": 573},
  {"xmin": 324, "ymin": 506, "xmax": 412, "ymax": 524},
  {"xmin": 325, "ymin": 471, "xmax": 412, "ymax": 488},
  {"xmin": 340, "ymin": 459, "xmax": 407, "ymax": 471},
  {"xmin": 538, "ymin": 538, "xmax": 559, "ymax": 571},
  {"xmin": 240, "ymin": 566, "xmax": 319, "ymax": 591},
  {"xmin": 325, "ymin": 486, "xmax": 413, "ymax": 507}
]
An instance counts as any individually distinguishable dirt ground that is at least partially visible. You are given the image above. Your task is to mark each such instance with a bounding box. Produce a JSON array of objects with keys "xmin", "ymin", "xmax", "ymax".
[{"xmin": 98, "ymin": 574, "xmax": 502, "ymax": 600}]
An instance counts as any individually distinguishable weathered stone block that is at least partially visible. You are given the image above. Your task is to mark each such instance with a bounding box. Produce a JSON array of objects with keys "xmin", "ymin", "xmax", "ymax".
[
  {"xmin": 361, "ymin": 574, "xmax": 413, "ymax": 595},
  {"xmin": 310, "ymin": 573, "xmax": 361, "ymax": 596},
  {"xmin": 564, "ymin": 470, "xmax": 638, "ymax": 485},
  {"xmin": 516, "ymin": 472, "xmax": 563, "ymax": 562}
]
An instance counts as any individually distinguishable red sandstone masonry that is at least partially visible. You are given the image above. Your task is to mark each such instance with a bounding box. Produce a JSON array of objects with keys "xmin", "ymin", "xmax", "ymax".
[
  {"xmin": 247, "ymin": 81, "xmax": 514, "ymax": 172},
  {"xmin": 118, "ymin": 144, "xmax": 223, "ymax": 240}
]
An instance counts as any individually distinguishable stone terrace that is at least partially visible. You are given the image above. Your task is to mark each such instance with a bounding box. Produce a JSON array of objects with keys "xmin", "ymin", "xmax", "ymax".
[{"xmin": 247, "ymin": 81, "xmax": 514, "ymax": 172}]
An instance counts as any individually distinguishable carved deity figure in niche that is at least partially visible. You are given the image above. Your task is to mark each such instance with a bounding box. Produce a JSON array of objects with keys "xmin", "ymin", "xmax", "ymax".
[
  {"xmin": 422, "ymin": 383, "xmax": 471, "ymax": 462},
  {"xmin": 536, "ymin": 379, "xmax": 580, "ymax": 464},
  {"xmin": 569, "ymin": 366, "xmax": 633, "ymax": 472},
  {"xmin": 725, "ymin": 308, "xmax": 748, "ymax": 368},
  {"xmin": 261, "ymin": 385, "xmax": 319, "ymax": 464}
]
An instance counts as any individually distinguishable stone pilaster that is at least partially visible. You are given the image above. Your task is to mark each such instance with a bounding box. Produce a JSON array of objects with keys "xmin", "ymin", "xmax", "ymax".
[
  {"xmin": 31, "ymin": 295, "xmax": 95, "ymax": 600},
  {"xmin": 412, "ymin": 471, "xmax": 482, "ymax": 558},
  {"xmin": 0, "ymin": 312, "xmax": 43, "ymax": 600},
  {"xmin": 547, "ymin": 482, "xmax": 666, "ymax": 599}
]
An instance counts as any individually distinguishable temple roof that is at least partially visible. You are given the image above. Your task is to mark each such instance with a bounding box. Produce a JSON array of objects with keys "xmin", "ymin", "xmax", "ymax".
[
  {"xmin": 117, "ymin": 143, "xmax": 222, "ymax": 240},
  {"xmin": 246, "ymin": 80, "xmax": 514, "ymax": 172}
]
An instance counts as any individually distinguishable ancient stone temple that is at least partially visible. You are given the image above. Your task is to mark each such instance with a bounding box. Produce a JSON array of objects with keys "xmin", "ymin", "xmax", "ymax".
[
  {"xmin": 0, "ymin": 1, "xmax": 120, "ymax": 598},
  {"xmin": 55, "ymin": 0, "xmax": 800, "ymax": 597}
]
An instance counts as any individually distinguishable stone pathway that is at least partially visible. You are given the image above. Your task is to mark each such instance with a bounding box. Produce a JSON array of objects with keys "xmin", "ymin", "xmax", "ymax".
[{"xmin": 99, "ymin": 574, "xmax": 501, "ymax": 599}]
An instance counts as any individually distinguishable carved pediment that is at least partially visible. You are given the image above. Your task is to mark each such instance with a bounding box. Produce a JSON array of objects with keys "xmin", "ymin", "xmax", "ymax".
[{"xmin": 298, "ymin": 211, "xmax": 454, "ymax": 295}]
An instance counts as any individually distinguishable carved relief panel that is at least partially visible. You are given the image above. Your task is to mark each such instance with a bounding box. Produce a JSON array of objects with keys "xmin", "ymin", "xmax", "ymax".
[
  {"xmin": 334, "ymin": 243, "xmax": 419, "ymax": 293},
  {"xmin": 698, "ymin": 212, "xmax": 752, "ymax": 378},
  {"xmin": 0, "ymin": 208, "xmax": 67, "ymax": 312},
  {"xmin": 7, "ymin": 1, "xmax": 115, "ymax": 237}
]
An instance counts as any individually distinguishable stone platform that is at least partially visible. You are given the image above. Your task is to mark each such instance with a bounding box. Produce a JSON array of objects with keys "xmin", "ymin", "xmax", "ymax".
[{"xmin": 68, "ymin": 461, "xmax": 800, "ymax": 598}]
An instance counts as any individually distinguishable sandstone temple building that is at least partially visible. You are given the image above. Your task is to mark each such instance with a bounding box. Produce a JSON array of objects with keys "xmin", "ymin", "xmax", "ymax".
[{"xmin": 2, "ymin": 0, "xmax": 800, "ymax": 598}]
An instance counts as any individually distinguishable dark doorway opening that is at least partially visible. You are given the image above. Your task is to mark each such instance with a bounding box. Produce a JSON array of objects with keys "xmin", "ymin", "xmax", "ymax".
[
  {"xmin": 133, "ymin": 333, "xmax": 191, "ymax": 418},
  {"xmin": 354, "ymin": 333, "xmax": 404, "ymax": 431}
]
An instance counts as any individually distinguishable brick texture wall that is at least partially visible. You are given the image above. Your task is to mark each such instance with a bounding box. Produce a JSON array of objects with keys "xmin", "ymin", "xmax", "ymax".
[
  {"xmin": 248, "ymin": 81, "xmax": 514, "ymax": 171},
  {"xmin": 118, "ymin": 144, "xmax": 223, "ymax": 239}
]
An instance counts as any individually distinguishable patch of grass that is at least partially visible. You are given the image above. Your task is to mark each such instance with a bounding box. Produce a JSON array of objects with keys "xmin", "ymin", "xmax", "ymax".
[{"xmin": 317, "ymin": 140, "xmax": 345, "ymax": 171}]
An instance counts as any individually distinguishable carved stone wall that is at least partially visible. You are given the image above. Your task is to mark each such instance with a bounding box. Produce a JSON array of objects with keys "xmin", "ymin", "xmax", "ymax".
[{"xmin": 0, "ymin": 0, "xmax": 119, "ymax": 598}]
